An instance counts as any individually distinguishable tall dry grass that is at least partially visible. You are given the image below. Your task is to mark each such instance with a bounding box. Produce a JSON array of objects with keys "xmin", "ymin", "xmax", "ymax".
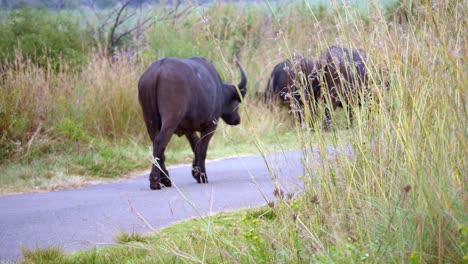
[
  {"xmin": 251, "ymin": 0, "xmax": 467, "ymax": 262},
  {"xmin": 0, "ymin": 51, "xmax": 147, "ymax": 160}
]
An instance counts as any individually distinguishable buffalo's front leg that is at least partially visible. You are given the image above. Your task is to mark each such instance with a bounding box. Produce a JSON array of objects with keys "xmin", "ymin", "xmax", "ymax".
[
  {"xmin": 186, "ymin": 133, "xmax": 201, "ymax": 182},
  {"xmin": 187, "ymin": 130, "xmax": 214, "ymax": 184},
  {"xmin": 323, "ymin": 99, "xmax": 341, "ymax": 131},
  {"xmin": 149, "ymin": 127, "xmax": 174, "ymax": 190}
]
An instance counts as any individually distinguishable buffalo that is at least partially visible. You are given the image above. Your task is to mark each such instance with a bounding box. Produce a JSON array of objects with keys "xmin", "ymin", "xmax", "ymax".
[
  {"xmin": 264, "ymin": 56, "xmax": 320, "ymax": 122},
  {"xmin": 138, "ymin": 56, "xmax": 247, "ymax": 190},
  {"xmin": 315, "ymin": 46, "xmax": 370, "ymax": 129}
]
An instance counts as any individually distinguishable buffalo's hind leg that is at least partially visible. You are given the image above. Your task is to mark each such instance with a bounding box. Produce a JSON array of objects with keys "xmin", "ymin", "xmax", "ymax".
[
  {"xmin": 140, "ymin": 111, "xmax": 170, "ymax": 190},
  {"xmin": 149, "ymin": 152, "xmax": 171, "ymax": 190},
  {"xmin": 149, "ymin": 126, "xmax": 175, "ymax": 190}
]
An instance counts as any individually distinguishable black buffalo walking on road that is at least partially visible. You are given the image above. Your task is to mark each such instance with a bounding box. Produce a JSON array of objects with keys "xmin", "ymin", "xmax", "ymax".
[{"xmin": 138, "ymin": 56, "xmax": 247, "ymax": 190}]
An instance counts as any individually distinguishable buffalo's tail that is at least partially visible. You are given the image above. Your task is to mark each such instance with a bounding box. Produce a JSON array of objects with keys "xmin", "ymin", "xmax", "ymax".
[
  {"xmin": 150, "ymin": 69, "xmax": 162, "ymax": 131},
  {"xmin": 138, "ymin": 60, "xmax": 164, "ymax": 140},
  {"xmin": 152, "ymin": 59, "xmax": 167, "ymax": 131}
]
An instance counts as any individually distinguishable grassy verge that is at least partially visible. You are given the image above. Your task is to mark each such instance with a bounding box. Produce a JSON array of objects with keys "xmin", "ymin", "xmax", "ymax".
[
  {"xmin": 0, "ymin": 140, "xmax": 147, "ymax": 195},
  {"xmin": 21, "ymin": 207, "xmax": 278, "ymax": 264}
]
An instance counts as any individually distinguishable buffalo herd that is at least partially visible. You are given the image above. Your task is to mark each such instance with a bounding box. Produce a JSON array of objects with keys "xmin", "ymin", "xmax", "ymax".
[
  {"xmin": 138, "ymin": 46, "xmax": 382, "ymax": 189},
  {"xmin": 264, "ymin": 46, "xmax": 376, "ymax": 129}
]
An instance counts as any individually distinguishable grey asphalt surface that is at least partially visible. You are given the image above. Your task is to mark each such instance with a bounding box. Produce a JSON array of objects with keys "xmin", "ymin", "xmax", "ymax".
[{"xmin": 0, "ymin": 150, "xmax": 306, "ymax": 263}]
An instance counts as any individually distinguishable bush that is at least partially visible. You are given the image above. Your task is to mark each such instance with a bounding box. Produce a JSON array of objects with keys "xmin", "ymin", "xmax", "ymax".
[{"xmin": 0, "ymin": 8, "xmax": 93, "ymax": 70}]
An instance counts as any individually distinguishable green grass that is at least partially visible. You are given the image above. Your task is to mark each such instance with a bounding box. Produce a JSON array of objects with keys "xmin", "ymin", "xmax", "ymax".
[
  {"xmin": 0, "ymin": 140, "xmax": 146, "ymax": 194},
  {"xmin": 22, "ymin": 247, "xmax": 67, "ymax": 264}
]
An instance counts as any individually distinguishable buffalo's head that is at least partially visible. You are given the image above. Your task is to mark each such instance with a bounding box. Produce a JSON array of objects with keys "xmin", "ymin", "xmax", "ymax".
[
  {"xmin": 285, "ymin": 58, "xmax": 321, "ymax": 106},
  {"xmin": 221, "ymin": 60, "xmax": 247, "ymax": 126}
]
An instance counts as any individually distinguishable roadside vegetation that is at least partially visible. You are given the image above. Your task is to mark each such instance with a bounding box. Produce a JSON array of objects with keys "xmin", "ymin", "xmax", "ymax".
[{"xmin": 1, "ymin": 0, "xmax": 466, "ymax": 263}]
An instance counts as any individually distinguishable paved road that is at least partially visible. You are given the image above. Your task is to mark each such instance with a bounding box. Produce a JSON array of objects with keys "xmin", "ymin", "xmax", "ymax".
[{"xmin": 0, "ymin": 150, "xmax": 305, "ymax": 262}]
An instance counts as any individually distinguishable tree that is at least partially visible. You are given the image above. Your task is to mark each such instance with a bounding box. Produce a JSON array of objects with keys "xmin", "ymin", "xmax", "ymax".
[{"xmin": 84, "ymin": 0, "xmax": 191, "ymax": 56}]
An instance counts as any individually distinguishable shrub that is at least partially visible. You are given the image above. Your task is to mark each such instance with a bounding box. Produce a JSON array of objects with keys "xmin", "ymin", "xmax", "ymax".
[{"xmin": 0, "ymin": 8, "xmax": 93, "ymax": 70}]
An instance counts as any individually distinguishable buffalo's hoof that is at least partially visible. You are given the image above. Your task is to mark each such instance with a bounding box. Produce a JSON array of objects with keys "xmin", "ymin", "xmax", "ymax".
[
  {"xmin": 200, "ymin": 174, "xmax": 208, "ymax": 183},
  {"xmin": 149, "ymin": 177, "xmax": 172, "ymax": 190},
  {"xmin": 149, "ymin": 181, "xmax": 161, "ymax": 190},
  {"xmin": 192, "ymin": 167, "xmax": 208, "ymax": 184},
  {"xmin": 160, "ymin": 177, "xmax": 172, "ymax": 187},
  {"xmin": 195, "ymin": 173, "xmax": 208, "ymax": 184}
]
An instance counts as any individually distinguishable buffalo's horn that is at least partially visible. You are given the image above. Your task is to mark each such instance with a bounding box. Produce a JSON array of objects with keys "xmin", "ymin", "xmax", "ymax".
[{"xmin": 236, "ymin": 59, "xmax": 247, "ymax": 97}]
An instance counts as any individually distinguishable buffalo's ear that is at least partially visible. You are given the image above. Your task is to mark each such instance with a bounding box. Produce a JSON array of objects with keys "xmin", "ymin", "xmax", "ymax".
[
  {"xmin": 239, "ymin": 87, "xmax": 247, "ymax": 98},
  {"xmin": 233, "ymin": 86, "xmax": 245, "ymax": 101},
  {"xmin": 235, "ymin": 59, "xmax": 247, "ymax": 99}
]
